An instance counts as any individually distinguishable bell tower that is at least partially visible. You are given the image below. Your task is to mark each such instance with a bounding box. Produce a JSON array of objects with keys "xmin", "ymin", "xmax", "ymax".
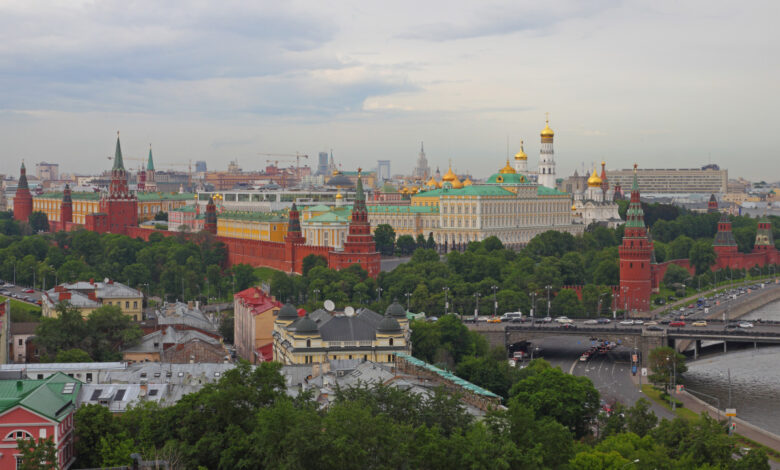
[
  {"xmin": 100, "ymin": 132, "xmax": 138, "ymax": 235},
  {"xmin": 537, "ymin": 114, "xmax": 556, "ymax": 189}
]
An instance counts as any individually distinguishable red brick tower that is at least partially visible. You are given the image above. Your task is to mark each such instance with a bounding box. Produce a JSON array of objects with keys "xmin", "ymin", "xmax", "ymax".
[
  {"xmin": 204, "ymin": 196, "xmax": 218, "ymax": 234},
  {"xmin": 707, "ymin": 194, "xmax": 719, "ymax": 213},
  {"xmin": 329, "ymin": 170, "xmax": 380, "ymax": 277},
  {"xmin": 713, "ymin": 212, "xmax": 738, "ymax": 256},
  {"xmin": 753, "ymin": 217, "xmax": 776, "ymax": 258},
  {"xmin": 619, "ymin": 164, "xmax": 653, "ymax": 313},
  {"xmin": 284, "ymin": 202, "xmax": 307, "ymax": 272},
  {"xmin": 13, "ymin": 161, "xmax": 32, "ymax": 222},
  {"xmin": 59, "ymin": 183, "xmax": 73, "ymax": 230},
  {"xmin": 100, "ymin": 132, "xmax": 138, "ymax": 235},
  {"xmin": 137, "ymin": 166, "xmax": 146, "ymax": 192}
]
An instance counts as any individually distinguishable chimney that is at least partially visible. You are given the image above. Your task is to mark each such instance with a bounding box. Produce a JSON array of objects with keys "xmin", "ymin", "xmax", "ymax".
[
  {"xmin": 87, "ymin": 290, "xmax": 97, "ymax": 301},
  {"xmin": 58, "ymin": 292, "xmax": 71, "ymax": 301},
  {"xmin": 187, "ymin": 301, "xmax": 193, "ymax": 309},
  {"xmin": 89, "ymin": 278, "xmax": 94, "ymax": 285},
  {"xmin": 195, "ymin": 300, "xmax": 200, "ymax": 310}
]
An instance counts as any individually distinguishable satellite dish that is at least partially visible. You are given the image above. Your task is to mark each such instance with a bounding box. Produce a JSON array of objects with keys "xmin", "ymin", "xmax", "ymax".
[
  {"xmin": 324, "ymin": 300, "xmax": 335, "ymax": 312},
  {"xmin": 345, "ymin": 306, "xmax": 355, "ymax": 317}
]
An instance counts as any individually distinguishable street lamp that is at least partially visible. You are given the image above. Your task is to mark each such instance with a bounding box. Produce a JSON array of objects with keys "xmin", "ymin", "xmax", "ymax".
[
  {"xmin": 597, "ymin": 292, "xmax": 608, "ymax": 318},
  {"xmin": 474, "ymin": 292, "xmax": 481, "ymax": 319},
  {"xmin": 376, "ymin": 287, "xmax": 383, "ymax": 301},
  {"xmin": 620, "ymin": 459, "xmax": 640, "ymax": 469},
  {"xmin": 442, "ymin": 286, "xmax": 450, "ymax": 316},
  {"xmin": 667, "ymin": 355, "xmax": 677, "ymax": 411},
  {"xmin": 545, "ymin": 285, "xmax": 552, "ymax": 318},
  {"xmin": 491, "ymin": 285, "xmax": 498, "ymax": 317},
  {"xmin": 530, "ymin": 292, "xmax": 536, "ymax": 325},
  {"xmin": 313, "ymin": 289, "xmax": 320, "ymax": 303},
  {"xmin": 405, "ymin": 292, "xmax": 412, "ymax": 311}
]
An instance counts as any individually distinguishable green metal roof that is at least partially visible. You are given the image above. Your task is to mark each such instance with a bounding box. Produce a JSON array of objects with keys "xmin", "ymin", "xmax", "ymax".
[
  {"xmin": 170, "ymin": 205, "xmax": 198, "ymax": 213},
  {"xmin": 37, "ymin": 192, "xmax": 100, "ymax": 201},
  {"xmin": 307, "ymin": 211, "xmax": 351, "ymax": 223},
  {"xmin": 415, "ymin": 186, "xmax": 514, "ymax": 198},
  {"xmin": 484, "ymin": 173, "xmax": 530, "ymax": 184},
  {"xmin": 366, "ymin": 205, "xmax": 439, "ymax": 214},
  {"xmin": 536, "ymin": 186, "xmax": 568, "ymax": 196},
  {"xmin": 218, "ymin": 211, "xmax": 287, "ymax": 222},
  {"xmin": 305, "ymin": 204, "xmax": 333, "ymax": 212},
  {"xmin": 395, "ymin": 352, "xmax": 501, "ymax": 399},
  {"xmin": 137, "ymin": 192, "xmax": 196, "ymax": 201},
  {"xmin": 0, "ymin": 372, "xmax": 81, "ymax": 421},
  {"xmin": 147, "ymin": 145, "xmax": 155, "ymax": 171},
  {"xmin": 113, "ymin": 135, "xmax": 124, "ymax": 171}
]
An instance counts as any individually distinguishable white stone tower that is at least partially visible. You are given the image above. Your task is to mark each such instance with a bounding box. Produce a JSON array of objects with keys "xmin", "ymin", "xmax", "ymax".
[
  {"xmin": 514, "ymin": 140, "xmax": 528, "ymax": 174},
  {"xmin": 537, "ymin": 114, "xmax": 556, "ymax": 189}
]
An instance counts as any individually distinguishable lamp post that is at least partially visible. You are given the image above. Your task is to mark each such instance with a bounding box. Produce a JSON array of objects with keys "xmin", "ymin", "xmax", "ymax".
[
  {"xmin": 620, "ymin": 459, "xmax": 640, "ymax": 469},
  {"xmin": 545, "ymin": 285, "xmax": 552, "ymax": 318},
  {"xmin": 474, "ymin": 292, "xmax": 481, "ymax": 319},
  {"xmin": 313, "ymin": 289, "xmax": 320, "ymax": 303},
  {"xmin": 623, "ymin": 286, "xmax": 629, "ymax": 320},
  {"xmin": 376, "ymin": 287, "xmax": 383, "ymax": 301},
  {"xmin": 442, "ymin": 286, "xmax": 450, "ymax": 316},
  {"xmin": 530, "ymin": 292, "xmax": 536, "ymax": 325},
  {"xmin": 667, "ymin": 355, "xmax": 677, "ymax": 411},
  {"xmin": 491, "ymin": 285, "xmax": 498, "ymax": 317},
  {"xmin": 405, "ymin": 292, "xmax": 412, "ymax": 312},
  {"xmin": 597, "ymin": 292, "xmax": 608, "ymax": 318}
]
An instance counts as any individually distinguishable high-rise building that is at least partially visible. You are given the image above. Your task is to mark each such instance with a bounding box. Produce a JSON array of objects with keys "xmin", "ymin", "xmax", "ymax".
[
  {"xmin": 317, "ymin": 152, "xmax": 329, "ymax": 176},
  {"xmin": 376, "ymin": 160, "xmax": 391, "ymax": 183},
  {"xmin": 413, "ymin": 142, "xmax": 430, "ymax": 180},
  {"xmin": 606, "ymin": 167, "xmax": 728, "ymax": 194},
  {"xmin": 195, "ymin": 161, "xmax": 207, "ymax": 172},
  {"xmin": 537, "ymin": 116, "xmax": 556, "ymax": 189},
  {"xmin": 36, "ymin": 162, "xmax": 59, "ymax": 181}
]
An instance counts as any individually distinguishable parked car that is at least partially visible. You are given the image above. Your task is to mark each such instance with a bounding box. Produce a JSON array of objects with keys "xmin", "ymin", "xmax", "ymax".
[
  {"xmin": 669, "ymin": 321, "xmax": 686, "ymax": 327},
  {"xmin": 692, "ymin": 320, "xmax": 707, "ymax": 327}
]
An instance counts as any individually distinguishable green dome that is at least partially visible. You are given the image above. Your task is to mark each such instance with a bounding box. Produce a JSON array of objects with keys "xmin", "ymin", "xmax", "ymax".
[
  {"xmin": 277, "ymin": 303, "xmax": 298, "ymax": 321},
  {"xmin": 385, "ymin": 301, "xmax": 406, "ymax": 318},
  {"xmin": 294, "ymin": 315, "xmax": 319, "ymax": 334},
  {"xmin": 485, "ymin": 173, "xmax": 527, "ymax": 184},
  {"xmin": 377, "ymin": 315, "xmax": 401, "ymax": 333}
]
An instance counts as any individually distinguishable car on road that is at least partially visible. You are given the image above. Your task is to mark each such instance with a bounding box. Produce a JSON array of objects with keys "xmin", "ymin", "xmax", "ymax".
[
  {"xmin": 583, "ymin": 319, "xmax": 598, "ymax": 325},
  {"xmin": 644, "ymin": 321, "xmax": 658, "ymax": 326},
  {"xmin": 646, "ymin": 325, "xmax": 664, "ymax": 331},
  {"xmin": 738, "ymin": 322, "xmax": 754, "ymax": 328},
  {"xmin": 596, "ymin": 318, "xmax": 611, "ymax": 324},
  {"xmin": 500, "ymin": 312, "xmax": 523, "ymax": 322},
  {"xmin": 487, "ymin": 317, "xmax": 501, "ymax": 323},
  {"xmin": 540, "ymin": 316, "xmax": 552, "ymax": 323},
  {"xmin": 476, "ymin": 316, "xmax": 488, "ymax": 322},
  {"xmin": 579, "ymin": 354, "xmax": 590, "ymax": 361},
  {"xmin": 555, "ymin": 316, "xmax": 573, "ymax": 324},
  {"xmin": 619, "ymin": 320, "xmax": 634, "ymax": 325},
  {"xmin": 634, "ymin": 320, "xmax": 644, "ymax": 325},
  {"xmin": 692, "ymin": 320, "xmax": 707, "ymax": 327},
  {"xmin": 561, "ymin": 323, "xmax": 577, "ymax": 329},
  {"xmin": 23, "ymin": 289, "xmax": 34, "ymax": 293},
  {"xmin": 669, "ymin": 321, "xmax": 686, "ymax": 327}
]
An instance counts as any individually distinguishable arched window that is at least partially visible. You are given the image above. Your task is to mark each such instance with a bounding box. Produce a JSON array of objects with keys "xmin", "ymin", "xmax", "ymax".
[
  {"xmin": 306, "ymin": 339, "xmax": 311, "ymax": 348},
  {"xmin": 6, "ymin": 430, "xmax": 33, "ymax": 441},
  {"xmin": 389, "ymin": 338, "xmax": 394, "ymax": 346}
]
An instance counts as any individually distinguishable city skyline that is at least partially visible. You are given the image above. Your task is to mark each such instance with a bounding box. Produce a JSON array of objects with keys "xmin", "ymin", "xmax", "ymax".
[{"xmin": 1, "ymin": 1, "xmax": 778, "ymax": 180}]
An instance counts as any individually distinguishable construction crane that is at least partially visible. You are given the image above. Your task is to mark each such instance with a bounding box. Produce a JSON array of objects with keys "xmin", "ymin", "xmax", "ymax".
[{"xmin": 257, "ymin": 152, "xmax": 309, "ymax": 173}]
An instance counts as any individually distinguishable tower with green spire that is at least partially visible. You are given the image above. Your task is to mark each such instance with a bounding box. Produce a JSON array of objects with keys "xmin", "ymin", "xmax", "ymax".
[
  {"xmin": 145, "ymin": 144, "xmax": 157, "ymax": 192},
  {"xmin": 329, "ymin": 169, "xmax": 380, "ymax": 277},
  {"xmin": 618, "ymin": 164, "xmax": 653, "ymax": 313},
  {"xmin": 100, "ymin": 132, "xmax": 138, "ymax": 235}
]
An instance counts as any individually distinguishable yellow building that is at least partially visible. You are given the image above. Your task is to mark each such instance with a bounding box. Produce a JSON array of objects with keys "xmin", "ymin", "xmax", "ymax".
[
  {"xmin": 217, "ymin": 211, "xmax": 288, "ymax": 242},
  {"xmin": 33, "ymin": 191, "xmax": 194, "ymax": 225},
  {"xmin": 300, "ymin": 205, "xmax": 352, "ymax": 249},
  {"xmin": 273, "ymin": 301, "xmax": 410, "ymax": 365},
  {"xmin": 41, "ymin": 280, "xmax": 143, "ymax": 321}
]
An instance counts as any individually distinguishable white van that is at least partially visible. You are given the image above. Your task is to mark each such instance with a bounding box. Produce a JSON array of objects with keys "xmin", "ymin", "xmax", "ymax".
[{"xmin": 500, "ymin": 312, "xmax": 524, "ymax": 322}]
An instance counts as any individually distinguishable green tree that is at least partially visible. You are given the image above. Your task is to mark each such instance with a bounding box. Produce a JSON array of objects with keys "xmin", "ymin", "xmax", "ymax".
[
  {"xmin": 86, "ymin": 305, "xmax": 143, "ymax": 361},
  {"xmin": 509, "ymin": 359, "xmax": 599, "ymax": 438},
  {"xmin": 668, "ymin": 235, "xmax": 694, "ymax": 260},
  {"xmin": 663, "ymin": 263, "xmax": 691, "ymax": 286},
  {"xmin": 15, "ymin": 437, "xmax": 57, "ymax": 470},
  {"xmin": 230, "ymin": 264, "xmax": 257, "ymax": 292},
  {"xmin": 690, "ymin": 240, "xmax": 717, "ymax": 275},
  {"xmin": 396, "ymin": 235, "xmax": 416, "ymax": 256},
  {"xmin": 55, "ymin": 348, "xmax": 92, "ymax": 362},
  {"xmin": 219, "ymin": 314, "xmax": 234, "ymax": 344},
  {"xmin": 373, "ymin": 224, "xmax": 395, "ymax": 256},
  {"xmin": 74, "ymin": 404, "xmax": 121, "ymax": 468},
  {"xmin": 625, "ymin": 398, "xmax": 657, "ymax": 437},
  {"xmin": 154, "ymin": 211, "xmax": 168, "ymax": 221},
  {"xmin": 647, "ymin": 346, "xmax": 688, "ymax": 392},
  {"xmin": 27, "ymin": 211, "xmax": 50, "ymax": 233},
  {"xmin": 551, "ymin": 289, "xmax": 584, "ymax": 317},
  {"xmin": 302, "ymin": 254, "xmax": 327, "ymax": 276}
]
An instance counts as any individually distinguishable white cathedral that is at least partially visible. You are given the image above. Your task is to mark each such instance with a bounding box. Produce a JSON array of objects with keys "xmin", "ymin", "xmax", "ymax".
[{"xmin": 571, "ymin": 162, "xmax": 623, "ymax": 228}]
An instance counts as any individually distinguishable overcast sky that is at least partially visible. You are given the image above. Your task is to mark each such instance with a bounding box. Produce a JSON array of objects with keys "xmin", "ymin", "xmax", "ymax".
[{"xmin": 1, "ymin": 1, "xmax": 778, "ymax": 180}]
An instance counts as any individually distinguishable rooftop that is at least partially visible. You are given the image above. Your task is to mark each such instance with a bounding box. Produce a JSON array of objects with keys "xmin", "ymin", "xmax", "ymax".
[{"xmin": 0, "ymin": 372, "xmax": 81, "ymax": 421}]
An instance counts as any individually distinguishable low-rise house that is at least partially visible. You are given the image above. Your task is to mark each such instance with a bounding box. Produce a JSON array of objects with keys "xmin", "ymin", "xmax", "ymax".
[
  {"xmin": 9, "ymin": 322, "xmax": 38, "ymax": 364},
  {"xmin": 0, "ymin": 372, "xmax": 80, "ymax": 469},
  {"xmin": 78, "ymin": 383, "xmax": 168, "ymax": 413},
  {"xmin": 152, "ymin": 301, "xmax": 219, "ymax": 333},
  {"xmin": 122, "ymin": 325, "xmax": 228, "ymax": 364},
  {"xmin": 41, "ymin": 279, "xmax": 143, "ymax": 320}
]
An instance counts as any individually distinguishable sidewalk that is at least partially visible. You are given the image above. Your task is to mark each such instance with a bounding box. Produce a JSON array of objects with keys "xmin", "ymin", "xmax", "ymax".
[{"xmin": 678, "ymin": 390, "xmax": 780, "ymax": 453}]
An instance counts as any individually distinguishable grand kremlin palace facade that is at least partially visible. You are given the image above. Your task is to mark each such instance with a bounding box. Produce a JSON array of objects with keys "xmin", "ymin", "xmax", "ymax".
[{"xmin": 186, "ymin": 159, "xmax": 584, "ymax": 250}]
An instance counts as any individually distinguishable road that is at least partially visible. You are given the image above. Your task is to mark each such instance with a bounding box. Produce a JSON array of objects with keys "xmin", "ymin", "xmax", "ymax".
[{"xmin": 530, "ymin": 336, "xmax": 676, "ymax": 421}]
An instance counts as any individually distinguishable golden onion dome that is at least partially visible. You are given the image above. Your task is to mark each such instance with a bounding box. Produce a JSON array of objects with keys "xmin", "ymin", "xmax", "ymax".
[
  {"xmin": 514, "ymin": 140, "xmax": 527, "ymax": 160},
  {"xmin": 401, "ymin": 187, "xmax": 409, "ymax": 194},
  {"xmin": 541, "ymin": 119, "xmax": 554, "ymax": 138},
  {"xmin": 463, "ymin": 177, "xmax": 473, "ymax": 186},
  {"xmin": 335, "ymin": 190, "xmax": 343, "ymax": 200},
  {"xmin": 499, "ymin": 159, "xmax": 517, "ymax": 174},
  {"xmin": 571, "ymin": 204, "xmax": 577, "ymax": 211},
  {"xmin": 587, "ymin": 169, "xmax": 602, "ymax": 187},
  {"xmin": 442, "ymin": 165, "xmax": 457, "ymax": 182},
  {"xmin": 451, "ymin": 177, "xmax": 464, "ymax": 189},
  {"xmin": 332, "ymin": 169, "xmax": 340, "ymax": 176},
  {"xmin": 437, "ymin": 180, "xmax": 443, "ymax": 188},
  {"xmin": 426, "ymin": 176, "xmax": 438, "ymax": 187}
]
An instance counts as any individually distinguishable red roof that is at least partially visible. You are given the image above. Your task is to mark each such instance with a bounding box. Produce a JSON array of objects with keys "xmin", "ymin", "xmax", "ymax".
[
  {"xmin": 234, "ymin": 287, "xmax": 281, "ymax": 316},
  {"xmin": 255, "ymin": 343, "xmax": 273, "ymax": 362}
]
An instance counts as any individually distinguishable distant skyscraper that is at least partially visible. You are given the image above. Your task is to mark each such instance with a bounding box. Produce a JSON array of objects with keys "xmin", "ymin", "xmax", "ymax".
[
  {"xmin": 195, "ymin": 161, "xmax": 207, "ymax": 172},
  {"xmin": 317, "ymin": 152, "xmax": 329, "ymax": 175},
  {"xmin": 36, "ymin": 162, "xmax": 59, "ymax": 181},
  {"xmin": 377, "ymin": 160, "xmax": 391, "ymax": 183},
  {"xmin": 413, "ymin": 142, "xmax": 430, "ymax": 180},
  {"xmin": 328, "ymin": 150, "xmax": 337, "ymax": 174}
]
